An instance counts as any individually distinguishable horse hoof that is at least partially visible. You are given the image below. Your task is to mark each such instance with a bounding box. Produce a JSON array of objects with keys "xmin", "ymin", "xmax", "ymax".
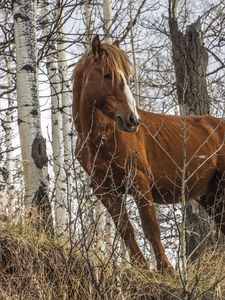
[
  {"xmin": 157, "ymin": 259, "xmax": 174, "ymax": 275},
  {"xmin": 160, "ymin": 265, "xmax": 174, "ymax": 275}
]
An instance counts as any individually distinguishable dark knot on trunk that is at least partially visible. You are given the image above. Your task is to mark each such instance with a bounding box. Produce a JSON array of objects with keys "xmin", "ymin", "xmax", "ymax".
[{"xmin": 32, "ymin": 133, "xmax": 48, "ymax": 169}]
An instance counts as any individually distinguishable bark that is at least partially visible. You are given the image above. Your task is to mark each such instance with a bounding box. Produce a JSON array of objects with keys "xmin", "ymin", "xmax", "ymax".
[
  {"xmin": 103, "ymin": 0, "xmax": 112, "ymax": 43},
  {"xmin": 0, "ymin": 9, "xmax": 14, "ymax": 218},
  {"xmin": 13, "ymin": 0, "xmax": 53, "ymax": 234},
  {"xmin": 56, "ymin": 1, "xmax": 73, "ymax": 232},
  {"xmin": 169, "ymin": 16, "xmax": 210, "ymax": 115},
  {"xmin": 129, "ymin": 0, "xmax": 140, "ymax": 105},
  {"xmin": 40, "ymin": 0, "xmax": 67, "ymax": 233},
  {"xmin": 84, "ymin": 0, "xmax": 92, "ymax": 47},
  {"xmin": 95, "ymin": 201, "xmax": 105, "ymax": 254},
  {"xmin": 0, "ymin": 88, "xmax": 6, "ymax": 215},
  {"xmin": 4, "ymin": 55, "xmax": 15, "ymax": 218},
  {"xmin": 169, "ymin": 10, "xmax": 223, "ymax": 262}
]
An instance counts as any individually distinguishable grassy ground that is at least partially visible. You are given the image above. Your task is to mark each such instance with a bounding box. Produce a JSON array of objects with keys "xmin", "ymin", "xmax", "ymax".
[{"xmin": 0, "ymin": 222, "xmax": 224, "ymax": 300}]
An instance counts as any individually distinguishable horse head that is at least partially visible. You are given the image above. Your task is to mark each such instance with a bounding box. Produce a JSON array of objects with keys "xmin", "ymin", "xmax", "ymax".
[{"xmin": 73, "ymin": 35, "xmax": 140, "ymax": 134}]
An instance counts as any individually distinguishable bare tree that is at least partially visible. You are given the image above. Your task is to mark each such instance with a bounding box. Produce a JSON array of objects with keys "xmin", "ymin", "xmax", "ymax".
[
  {"xmin": 168, "ymin": 0, "xmax": 224, "ymax": 263},
  {"xmin": 4, "ymin": 54, "xmax": 15, "ymax": 219},
  {"xmin": 13, "ymin": 0, "xmax": 53, "ymax": 233},
  {"xmin": 56, "ymin": 0, "xmax": 74, "ymax": 234},
  {"xmin": 103, "ymin": 0, "xmax": 112, "ymax": 43},
  {"xmin": 1, "ymin": 8, "xmax": 15, "ymax": 219},
  {"xmin": 40, "ymin": 0, "xmax": 67, "ymax": 233}
]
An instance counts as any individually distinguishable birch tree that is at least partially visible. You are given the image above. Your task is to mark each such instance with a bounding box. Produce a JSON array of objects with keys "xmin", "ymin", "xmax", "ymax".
[
  {"xmin": 128, "ymin": 0, "xmax": 140, "ymax": 105},
  {"xmin": 4, "ymin": 54, "xmax": 15, "ymax": 219},
  {"xmin": 40, "ymin": 0, "xmax": 67, "ymax": 233},
  {"xmin": 103, "ymin": 0, "xmax": 112, "ymax": 43},
  {"xmin": 0, "ymin": 92, "xmax": 6, "ymax": 216},
  {"xmin": 84, "ymin": 0, "xmax": 92, "ymax": 48},
  {"xmin": 56, "ymin": 1, "xmax": 73, "ymax": 231},
  {"xmin": 13, "ymin": 0, "xmax": 53, "ymax": 233}
]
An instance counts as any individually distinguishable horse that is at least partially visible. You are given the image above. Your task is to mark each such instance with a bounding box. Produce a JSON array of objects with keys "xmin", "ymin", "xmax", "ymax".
[{"xmin": 72, "ymin": 35, "xmax": 225, "ymax": 273}]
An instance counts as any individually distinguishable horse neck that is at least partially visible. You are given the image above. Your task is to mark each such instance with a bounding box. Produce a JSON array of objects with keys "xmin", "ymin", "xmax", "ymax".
[
  {"xmin": 73, "ymin": 75, "xmax": 95, "ymax": 140},
  {"xmin": 74, "ymin": 90, "xmax": 110, "ymax": 143},
  {"xmin": 72, "ymin": 76, "xmax": 82, "ymax": 135},
  {"xmin": 73, "ymin": 64, "xmax": 113, "ymax": 143},
  {"xmin": 80, "ymin": 94, "xmax": 96, "ymax": 140}
]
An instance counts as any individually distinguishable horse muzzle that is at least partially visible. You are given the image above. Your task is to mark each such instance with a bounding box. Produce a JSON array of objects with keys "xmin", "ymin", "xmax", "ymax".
[{"xmin": 116, "ymin": 113, "xmax": 140, "ymax": 132}]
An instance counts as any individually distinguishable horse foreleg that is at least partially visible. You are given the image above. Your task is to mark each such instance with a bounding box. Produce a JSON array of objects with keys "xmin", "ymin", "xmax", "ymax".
[
  {"xmin": 130, "ymin": 172, "xmax": 174, "ymax": 273},
  {"xmin": 100, "ymin": 194, "xmax": 148, "ymax": 268}
]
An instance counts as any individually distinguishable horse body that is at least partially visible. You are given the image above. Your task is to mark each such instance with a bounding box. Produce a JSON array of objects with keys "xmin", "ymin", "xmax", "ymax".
[
  {"xmin": 73, "ymin": 35, "xmax": 225, "ymax": 272},
  {"xmin": 142, "ymin": 112, "xmax": 225, "ymax": 204},
  {"xmin": 76, "ymin": 107, "xmax": 225, "ymax": 202}
]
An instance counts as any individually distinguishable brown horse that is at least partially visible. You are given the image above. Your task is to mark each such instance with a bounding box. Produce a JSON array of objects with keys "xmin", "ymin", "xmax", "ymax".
[{"xmin": 72, "ymin": 35, "xmax": 225, "ymax": 273}]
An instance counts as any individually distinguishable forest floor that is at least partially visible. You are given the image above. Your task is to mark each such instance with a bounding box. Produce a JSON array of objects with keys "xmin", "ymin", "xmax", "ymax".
[{"xmin": 0, "ymin": 222, "xmax": 225, "ymax": 300}]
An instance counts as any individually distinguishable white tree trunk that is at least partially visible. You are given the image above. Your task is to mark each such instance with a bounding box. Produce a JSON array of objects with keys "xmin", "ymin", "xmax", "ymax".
[
  {"xmin": 84, "ymin": 0, "xmax": 92, "ymax": 47},
  {"xmin": 129, "ymin": 0, "xmax": 140, "ymax": 105},
  {"xmin": 95, "ymin": 201, "xmax": 105, "ymax": 254},
  {"xmin": 0, "ymin": 85, "xmax": 6, "ymax": 215},
  {"xmin": 56, "ymin": 1, "xmax": 73, "ymax": 231},
  {"xmin": 103, "ymin": 0, "xmax": 112, "ymax": 43},
  {"xmin": 0, "ymin": 9, "xmax": 14, "ymax": 219},
  {"xmin": 14, "ymin": 0, "xmax": 53, "ymax": 232},
  {"xmin": 4, "ymin": 55, "xmax": 15, "ymax": 218},
  {"xmin": 40, "ymin": 0, "xmax": 67, "ymax": 233}
]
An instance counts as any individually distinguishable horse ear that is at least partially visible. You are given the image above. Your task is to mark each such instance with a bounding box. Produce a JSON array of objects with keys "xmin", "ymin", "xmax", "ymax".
[
  {"xmin": 92, "ymin": 35, "xmax": 103, "ymax": 58},
  {"xmin": 113, "ymin": 39, "xmax": 120, "ymax": 48}
]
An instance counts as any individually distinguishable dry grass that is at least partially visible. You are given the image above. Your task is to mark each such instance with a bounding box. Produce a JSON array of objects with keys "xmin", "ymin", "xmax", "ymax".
[{"xmin": 0, "ymin": 222, "xmax": 225, "ymax": 300}]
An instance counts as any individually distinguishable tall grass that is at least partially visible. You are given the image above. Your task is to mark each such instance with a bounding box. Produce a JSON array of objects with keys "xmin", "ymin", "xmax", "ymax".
[{"xmin": 0, "ymin": 222, "xmax": 224, "ymax": 299}]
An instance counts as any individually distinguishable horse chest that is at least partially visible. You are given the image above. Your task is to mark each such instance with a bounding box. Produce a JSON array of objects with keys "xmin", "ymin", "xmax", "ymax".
[{"xmin": 89, "ymin": 139, "xmax": 141, "ymax": 187}]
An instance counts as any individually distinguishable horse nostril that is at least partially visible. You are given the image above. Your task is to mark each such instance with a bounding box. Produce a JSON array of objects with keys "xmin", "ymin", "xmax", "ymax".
[
  {"xmin": 128, "ymin": 114, "xmax": 139, "ymax": 126},
  {"xmin": 116, "ymin": 115, "xmax": 124, "ymax": 128}
]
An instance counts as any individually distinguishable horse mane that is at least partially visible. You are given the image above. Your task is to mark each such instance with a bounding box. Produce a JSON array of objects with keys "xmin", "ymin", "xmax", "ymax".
[
  {"xmin": 72, "ymin": 42, "xmax": 133, "ymax": 83},
  {"xmin": 101, "ymin": 43, "xmax": 133, "ymax": 81}
]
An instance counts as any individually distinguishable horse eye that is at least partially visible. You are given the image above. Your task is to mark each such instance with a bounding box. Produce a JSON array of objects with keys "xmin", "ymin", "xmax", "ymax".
[{"xmin": 104, "ymin": 73, "xmax": 112, "ymax": 80}]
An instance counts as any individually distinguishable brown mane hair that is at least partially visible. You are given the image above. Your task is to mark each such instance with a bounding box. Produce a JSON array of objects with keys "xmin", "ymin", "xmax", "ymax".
[
  {"xmin": 72, "ymin": 43, "xmax": 133, "ymax": 83},
  {"xmin": 101, "ymin": 43, "xmax": 133, "ymax": 81}
]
